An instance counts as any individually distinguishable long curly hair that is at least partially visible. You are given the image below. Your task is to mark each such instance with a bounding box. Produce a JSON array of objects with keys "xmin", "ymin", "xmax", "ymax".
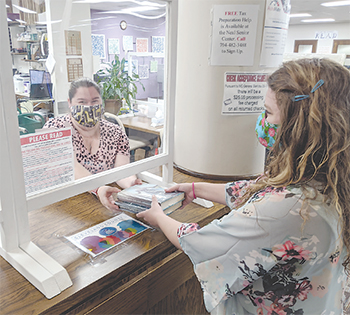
[{"xmin": 238, "ymin": 58, "xmax": 350, "ymax": 274}]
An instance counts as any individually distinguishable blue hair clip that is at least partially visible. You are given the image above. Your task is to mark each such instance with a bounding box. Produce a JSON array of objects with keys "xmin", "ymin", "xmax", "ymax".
[{"xmin": 292, "ymin": 79, "xmax": 325, "ymax": 102}]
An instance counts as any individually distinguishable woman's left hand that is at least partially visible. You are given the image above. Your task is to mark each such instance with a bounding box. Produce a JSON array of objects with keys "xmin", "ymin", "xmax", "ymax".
[
  {"xmin": 132, "ymin": 178, "xmax": 143, "ymax": 186},
  {"xmin": 97, "ymin": 185, "xmax": 121, "ymax": 211}
]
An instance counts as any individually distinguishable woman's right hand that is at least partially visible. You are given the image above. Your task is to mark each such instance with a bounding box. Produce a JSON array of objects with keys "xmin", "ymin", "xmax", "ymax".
[
  {"xmin": 166, "ymin": 183, "xmax": 194, "ymax": 208},
  {"xmin": 96, "ymin": 185, "xmax": 121, "ymax": 211}
]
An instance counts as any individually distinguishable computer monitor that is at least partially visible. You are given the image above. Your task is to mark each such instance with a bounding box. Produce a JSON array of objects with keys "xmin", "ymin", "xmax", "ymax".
[{"xmin": 29, "ymin": 70, "xmax": 51, "ymax": 84}]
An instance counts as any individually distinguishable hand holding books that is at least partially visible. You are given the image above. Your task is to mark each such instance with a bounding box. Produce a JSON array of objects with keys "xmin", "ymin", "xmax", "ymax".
[{"xmin": 115, "ymin": 183, "xmax": 185, "ymax": 215}]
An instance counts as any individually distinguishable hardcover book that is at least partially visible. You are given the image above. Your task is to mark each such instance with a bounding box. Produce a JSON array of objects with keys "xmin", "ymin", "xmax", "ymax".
[
  {"xmin": 116, "ymin": 183, "xmax": 184, "ymax": 212},
  {"xmin": 65, "ymin": 213, "xmax": 149, "ymax": 257}
]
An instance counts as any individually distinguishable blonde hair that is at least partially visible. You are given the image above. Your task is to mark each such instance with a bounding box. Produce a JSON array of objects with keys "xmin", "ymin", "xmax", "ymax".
[{"xmin": 238, "ymin": 58, "xmax": 350, "ymax": 274}]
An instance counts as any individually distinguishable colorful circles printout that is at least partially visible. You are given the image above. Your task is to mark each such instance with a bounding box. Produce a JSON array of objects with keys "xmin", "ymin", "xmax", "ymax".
[{"xmin": 80, "ymin": 220, "xmax": 147, "ymax": 255}]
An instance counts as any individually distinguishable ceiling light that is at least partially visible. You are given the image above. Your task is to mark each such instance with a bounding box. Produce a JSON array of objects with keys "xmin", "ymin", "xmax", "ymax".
[
  {"xmin": 121, "ymin": 6, "xmax": 159, "ymax": 13},
  {"xmin": 289, "ymin": 13, "xmax": 312, "ymax": 18},
  {"xmin": 7, "ymin": 18, "xmax": 12, "ymax": 22},
  {"xmin": 12, "ymin": 4, "xmax": 37, "ymax": 14},
  {"xmin": 15, "ymin": 19, "xmax": 27, "ymax": 24},
  {"xmin": 321, "ymin": 1, "xmax": 350, "ymax": 6},
  {"xmin": 301, "ymin": 18, "xmax": 335, "ymax": 23}
]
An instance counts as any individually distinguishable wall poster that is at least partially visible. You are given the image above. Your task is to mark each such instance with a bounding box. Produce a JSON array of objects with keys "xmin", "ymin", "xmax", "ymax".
[
  {"xmin": 210, "ymin": 5, "xmax": 259, "ymax": 66},
  {"xmin": 136, "ymin": 38, "xmax": 148, "ymax": 53},
  {"xmin": 260, "ymin": 0, "xmax": 291, "ymax": 67},
  {"xmin": 123, "ymin": 36, "xmax": 134, "ymax": 52},
  {"xmin": 222, "ymin": 72, "xmax": 268, "ymax": 115},
  {"xmin": 108, "ymin": 38, "xmax": 120, "ymax": 55},
  {"xmin": 91, "ymin": 34, "xmax": 106, "ymax": 59}
]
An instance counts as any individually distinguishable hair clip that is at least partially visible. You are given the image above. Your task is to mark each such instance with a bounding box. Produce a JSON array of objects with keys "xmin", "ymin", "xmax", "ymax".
[
  {"xmin": 292, "ymin": 79, "xmax": 325, "ymax": 102},
  {"xmin": 310, "ymin": 79, "xmax": 324, "ymax": 93},
  {"xmin": 293, "ymin": 95, "xmax": 309, "ymax": 102}
]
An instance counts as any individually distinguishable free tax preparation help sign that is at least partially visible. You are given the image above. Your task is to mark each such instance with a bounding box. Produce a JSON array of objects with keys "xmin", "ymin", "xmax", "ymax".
[
  {"xmin": 210, "ymin": 5, "xmax": 259, "ymax": 66},
  {"xmin": 222, "ymin": 72, "xmax": 268, "ymax": 115},
  {"xmin": 20, "ymin": 128, "xmax": 74, "ymax": 196}
]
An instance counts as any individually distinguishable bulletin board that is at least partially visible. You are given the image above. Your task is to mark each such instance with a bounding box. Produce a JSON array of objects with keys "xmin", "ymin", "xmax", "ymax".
[
  {"xmin": 67, "ymin": 58, "xmax": 83, "ymax": 82},
  {"xmin": 65, "ymin": 30, "xmax": 82, "ymax": 55}
]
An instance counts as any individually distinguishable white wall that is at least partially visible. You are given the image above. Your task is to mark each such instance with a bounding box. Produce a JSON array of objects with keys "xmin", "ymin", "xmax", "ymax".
[
  {"xmin": 174, "ymin": 0, "xmax": 267, "ymax": 177},
  {"xmin": 46, "ymin": 0, "xmax": 93, "ymax": 112},
  {"xmin": 285, "ymin": 22, "xmax": 350, "ymax": 65}
]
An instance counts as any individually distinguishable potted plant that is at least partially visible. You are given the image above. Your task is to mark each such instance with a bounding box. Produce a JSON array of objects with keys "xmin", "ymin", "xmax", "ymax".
[{"xmin": 96, "ymin": 54, "xmax": 145, "ymax": 115}]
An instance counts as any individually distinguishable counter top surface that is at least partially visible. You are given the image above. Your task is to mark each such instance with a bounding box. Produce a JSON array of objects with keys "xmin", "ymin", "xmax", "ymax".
[{"xmin": 0, "ymin": 169, "xmax": 229, "ymax": 315}]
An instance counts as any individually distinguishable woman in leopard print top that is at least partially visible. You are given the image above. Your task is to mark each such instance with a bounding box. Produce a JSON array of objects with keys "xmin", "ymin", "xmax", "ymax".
[{"xmin": 44, "ymin": 78, "xmax": 141, "ymax": 211}]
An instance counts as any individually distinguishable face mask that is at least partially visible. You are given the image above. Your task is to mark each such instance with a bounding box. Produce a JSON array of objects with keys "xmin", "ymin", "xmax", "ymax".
[
  {"xmin": 70, "ymin": 104, "xmax": 104, "ymax": 127},
  {"xmin": 255, "ymin": 111, "xmax": 279, "ymax": 148}
]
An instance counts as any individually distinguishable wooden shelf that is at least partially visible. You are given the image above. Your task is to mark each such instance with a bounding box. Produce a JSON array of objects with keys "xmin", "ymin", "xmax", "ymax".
[
  {"xmin": 11, "ymin": 52, "xmax": 27, "ymax": 55},
  {"xmin": 21, "ymin": 59, "xmax": 47, "ymax": 63}
]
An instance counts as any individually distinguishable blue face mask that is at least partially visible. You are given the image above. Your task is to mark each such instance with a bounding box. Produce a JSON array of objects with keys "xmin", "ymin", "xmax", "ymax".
[{"xmin": 255, "ymin": 111, "xmax": 279, "ymax": 148}]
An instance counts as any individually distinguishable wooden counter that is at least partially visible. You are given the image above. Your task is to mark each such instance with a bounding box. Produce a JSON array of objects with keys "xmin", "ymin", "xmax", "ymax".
[{"xmin": 0, "ymin": 170, "xmax": 230, "ymax": 315}]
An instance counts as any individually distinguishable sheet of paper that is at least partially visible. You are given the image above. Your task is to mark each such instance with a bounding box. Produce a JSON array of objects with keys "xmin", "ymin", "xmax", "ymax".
[
  {"xmin": 65, "ymin": 213, "xmax": 149, "ymax": 257},
  {"xmin": 20, "ymin": 128, "xmax": 74, "ymax": 196},
  {"xmin": 222, "ymin": 72, "xmax": 268, "ymax": 115},
  {"xmin": 210, "ymin": 5, "xmax": 259, "ymax": 66},
  {"xmin": 260, "ymin": 0, "xmax": 291, "ymax": 67}
]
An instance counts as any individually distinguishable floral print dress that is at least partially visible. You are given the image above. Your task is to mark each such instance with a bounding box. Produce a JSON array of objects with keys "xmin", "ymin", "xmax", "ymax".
[{"xmin": 177, "ymin": 180, "xmax": 346, "ymax": 315}]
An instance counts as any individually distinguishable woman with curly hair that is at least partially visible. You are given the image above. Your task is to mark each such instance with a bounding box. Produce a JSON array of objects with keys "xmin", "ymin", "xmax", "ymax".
[{"xmin": 137, "ymin": 58, "xmax": 350, "ymax": 314}]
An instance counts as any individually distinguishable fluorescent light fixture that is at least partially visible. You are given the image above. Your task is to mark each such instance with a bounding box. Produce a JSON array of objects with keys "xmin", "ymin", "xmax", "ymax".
[
  {"xmin": 15, "ymin": 19, "xmax": 27, "ymax": 24},
  {"xmin": 121, "ymin": 6, "xmax": 160, "ymax": 13},
  {"xmin": 6, "ymin": 4, "xmax": 9, "ymax": 8},
  {"xmin": 321, "ymin": 1, "xmax": 350, "ymax": 7},
  {"xmin": 12, "ymin": 4, "xmax": 37, "ymax": 14},
  {"xmin": 7, "ymin": 18, "xmax": 12, "ymax": 22},
  {"xmin": 289, "ymin": 13, "xmax": 312, "ymax": 18},
  {"xmin": 36, "ymin": 20, "xmax": 62, "ymax": 25},
  {"xmin": 98, "ymin": 10, "xmax": 166, "ymax": 19},
  {"xmin": 301, "ymin": 18, "xmax": 335, "ymax": 22}
]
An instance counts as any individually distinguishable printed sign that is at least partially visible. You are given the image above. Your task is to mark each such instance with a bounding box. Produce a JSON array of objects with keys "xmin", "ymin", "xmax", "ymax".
[
  {"xmin": 66, "ymin": 213, "xmax": 149, "ymax": 257},
  {"xmin": 210, "ymin": 5, "xmax": 259, "ymax": 66},
  {"xmin": 260, "ymin": 0, "xmax": 291, "ymax": 67},
  {"xmin": 20, "ymin": 128, "xmax": 74, "ymax": 196},
  {"xmin": 222, "ymin": 72, "xmax": 268, "ymax": 115}
]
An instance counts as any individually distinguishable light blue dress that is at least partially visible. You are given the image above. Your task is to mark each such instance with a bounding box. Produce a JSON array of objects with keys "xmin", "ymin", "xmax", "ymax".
[{"xmin": 178, "ymin": 180, "xmax": 347, "ymax": 315}]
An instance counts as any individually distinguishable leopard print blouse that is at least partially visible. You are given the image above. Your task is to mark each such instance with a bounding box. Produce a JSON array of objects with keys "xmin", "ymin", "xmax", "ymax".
[{"xmin": 44, "ymin": 115, "xmax": 130, "ymax": 174}]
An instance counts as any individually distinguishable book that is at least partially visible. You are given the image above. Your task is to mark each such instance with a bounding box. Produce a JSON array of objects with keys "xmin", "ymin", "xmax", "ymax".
[
  {"xmin": 65, "ymin": 213, "xmax": 149, "ymax": 257},
  {"xmin": 116, "ymin": 183, "xmax": 184, "ymax": 212},
  {"xmin": 115, "ymin": 199, "xmax": 183, "ymax": 215}
]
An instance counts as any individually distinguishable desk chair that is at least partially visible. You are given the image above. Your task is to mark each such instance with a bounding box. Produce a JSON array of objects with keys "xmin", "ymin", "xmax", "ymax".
[
  {"xmin": 18, "ymin": 112, "xmax": 45, "ymax": 135},
  {"xmin": 104, "ymin": 112, "xmax": 151, "ymax": 162}
]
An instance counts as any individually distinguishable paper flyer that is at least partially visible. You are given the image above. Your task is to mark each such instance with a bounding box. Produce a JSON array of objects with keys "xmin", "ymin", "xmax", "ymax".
[
  {"xmin": 222, "ymin": 72, "xmax": 268, "ymax": 115},
  {"xmin": 260, "ymin": 0, "xmax": 291, "ymax": 67},
  {"xmin": 20, "ymin": 128, "xmax": 74, "ymax": 196},
  {"xmin": 65, "ymin": 213, "xmax": 149, "ymax": 257},
  {"xmin": 210, "ymin": 5, "xmax": 259, "ymax": 66}
]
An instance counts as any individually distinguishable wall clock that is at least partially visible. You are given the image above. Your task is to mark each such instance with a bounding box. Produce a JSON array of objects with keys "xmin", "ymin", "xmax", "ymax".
[{"xmin": 120, "ymin": 20, "xmax": 127, "ymax": 30}]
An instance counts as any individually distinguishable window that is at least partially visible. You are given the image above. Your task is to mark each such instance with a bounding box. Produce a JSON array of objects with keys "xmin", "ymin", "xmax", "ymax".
[{"xmin": 0, "ymin": 0, "xmax": 178, "ymax": 298}]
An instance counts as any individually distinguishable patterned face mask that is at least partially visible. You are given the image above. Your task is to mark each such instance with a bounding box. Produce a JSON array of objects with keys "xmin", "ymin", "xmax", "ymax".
[
  {"xmin": 70, "ymin": 104, "xmax": 104, "ymax": 127},
  {"xmin": 255, "ymin": 111, "xmax": 279, "ymax": 148}
]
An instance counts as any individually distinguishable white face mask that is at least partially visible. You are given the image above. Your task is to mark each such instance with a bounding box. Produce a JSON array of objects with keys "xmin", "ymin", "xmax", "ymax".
[{"xmin": 70, "ymin": 104, "xmax": 104, "ymax": 127}]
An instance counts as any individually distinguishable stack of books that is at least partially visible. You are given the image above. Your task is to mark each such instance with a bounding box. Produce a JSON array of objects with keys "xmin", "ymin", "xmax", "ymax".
[{"xmin": 115, "ymin": 183, "xmax": 184, "ymax": 215}]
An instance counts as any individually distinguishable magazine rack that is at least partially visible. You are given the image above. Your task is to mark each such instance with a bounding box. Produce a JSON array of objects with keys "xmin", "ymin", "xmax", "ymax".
[{"xmin": 0, "ymin": 0, "xmax": 178, "ymax": 298}]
